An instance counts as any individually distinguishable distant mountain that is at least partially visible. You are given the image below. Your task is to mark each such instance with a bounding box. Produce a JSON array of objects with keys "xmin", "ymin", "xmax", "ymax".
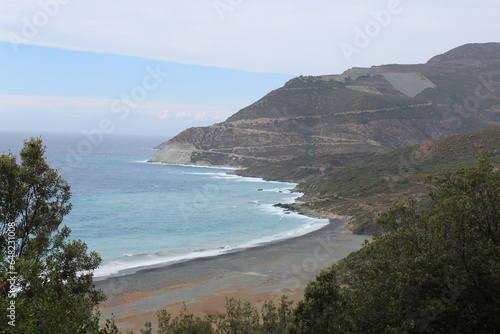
[
  {"xmin": 427, "ymin": 42, "xmax": 500, "ymax": 65},
  {"xmin": 150, "ymin": 43, "xmax": 500, "ymax": 167}
]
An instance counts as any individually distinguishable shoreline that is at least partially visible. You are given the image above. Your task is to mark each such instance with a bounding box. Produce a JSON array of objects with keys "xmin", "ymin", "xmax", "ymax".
[
  {"xmin": 146, "ymin": 160, "xmax": 239, "ymax": 170},
  {"xmin": 93, "ymin": 210, "xmax": 330, "ymax": 280},
  {"xmin": 93, "ymin": 164, "xmax": 324, "ymax": 280},
  {"xmin": 96, "ymin": 218, "xmax": 368, "ymax": 332},
  {"xmin": 94, "ymin": 216, "xmax": 337, "ymax": 281},
  {"xmin": 95, "ymin": 163, "xmax": 367, "ymax": 332}
]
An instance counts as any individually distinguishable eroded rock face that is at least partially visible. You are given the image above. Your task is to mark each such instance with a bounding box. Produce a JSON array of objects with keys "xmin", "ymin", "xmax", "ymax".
[
  {"xmin": 149, "ymin": 143, "xmax": 198, "ymax": 164},
  {"xmin": 150, "ymin": 43, "xmax": 500, "ymax": 167},
  {"xmin": 380, "ymin": 72, "xmax": 436, "ymax": 98}
]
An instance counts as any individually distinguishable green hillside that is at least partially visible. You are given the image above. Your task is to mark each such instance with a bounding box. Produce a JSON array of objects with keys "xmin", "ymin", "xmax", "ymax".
[{"xmin": 237, "ymin": 126, "xmax": 499, "ymax": 234}]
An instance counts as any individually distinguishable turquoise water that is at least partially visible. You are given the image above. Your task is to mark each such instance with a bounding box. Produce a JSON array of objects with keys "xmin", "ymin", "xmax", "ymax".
[{"xmin": 0, "ymin": 132, "xmax": 329, "ymax": 278}]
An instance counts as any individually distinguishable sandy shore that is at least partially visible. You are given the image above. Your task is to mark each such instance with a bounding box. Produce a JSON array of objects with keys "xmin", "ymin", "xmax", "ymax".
[{"xmin": 95, "ymin": 218, "xmax": 368, "ymax": 332}]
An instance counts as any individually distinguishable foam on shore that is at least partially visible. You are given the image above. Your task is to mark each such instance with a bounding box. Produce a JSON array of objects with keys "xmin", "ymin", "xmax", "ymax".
[{"xmin": 93, "ymin": 210, "xmax": 329, "ymax": 279}]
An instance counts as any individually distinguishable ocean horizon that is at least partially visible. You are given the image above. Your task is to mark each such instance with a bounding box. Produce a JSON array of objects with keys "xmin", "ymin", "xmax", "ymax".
[{"xmin": 0, "ymin": 131, "xmax": 329, "ymax": 278}]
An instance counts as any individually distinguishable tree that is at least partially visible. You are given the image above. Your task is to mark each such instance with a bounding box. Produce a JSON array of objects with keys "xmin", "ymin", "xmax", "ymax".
[
  {"xmin": 290, "ymin": 151, "xmax": 500, "ymax": 333},
  {"xmin": 0, "ymin": 138, "xmax": 106, "ymax": 333},
  {"xmin": 288, "ymin": 268, "xmax": 348, "ymax": 334},
  {"xmin": 260, "ymin": 295, "xmax": 293, "ymax": 334}
]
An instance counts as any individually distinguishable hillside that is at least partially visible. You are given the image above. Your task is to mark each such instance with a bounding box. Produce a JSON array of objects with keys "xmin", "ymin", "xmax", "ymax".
[
  {"xmin": 150, "ymin": 43, "xmax": 500, "ymax": 167},
  {"xmin": 260, "ymin": 126, "xmax": 499, "ymax": 234}
]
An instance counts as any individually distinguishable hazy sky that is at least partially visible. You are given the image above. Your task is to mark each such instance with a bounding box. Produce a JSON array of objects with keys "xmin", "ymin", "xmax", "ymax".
[{"xmin": 0, "ymin": 0, "xmax": 499, "ymax": 137}]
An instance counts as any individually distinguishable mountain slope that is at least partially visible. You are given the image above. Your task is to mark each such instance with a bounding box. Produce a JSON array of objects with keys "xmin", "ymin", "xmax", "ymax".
[
  {"xmin": 150, "ymin": 43, "xmax": 500, "ymax": 167},
  {"xmin": 284, "ymin": 126, "xmax": 499, "ymax": 234}
]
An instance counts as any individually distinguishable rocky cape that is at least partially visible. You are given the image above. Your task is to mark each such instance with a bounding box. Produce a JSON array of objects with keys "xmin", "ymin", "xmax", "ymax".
[{"xmin": 150, "ymin": 43, "xmax": 500, "ymax": 168}]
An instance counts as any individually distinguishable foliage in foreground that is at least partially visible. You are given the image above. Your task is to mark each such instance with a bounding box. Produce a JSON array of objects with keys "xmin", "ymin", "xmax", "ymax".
[
  {"xmin": 2, "ymin": 138, "xmax": 498, "ymax": 333},
  {"xmin": 129, "ymin": 296, "xmax": 293, "ymax": 334},
  {"xmin": 0, "ymin": 138, "xmax": 106, "ymax": 334},
  {"xmin": 290, "ymin": 151, "xmax": 500, "ymax": 333},
  {"xmin": 129, "ymin": 152, "xmax": 499, "ymax": 333}
]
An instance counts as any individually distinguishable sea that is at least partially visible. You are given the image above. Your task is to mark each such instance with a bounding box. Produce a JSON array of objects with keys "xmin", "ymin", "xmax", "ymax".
[{"xmin": 0, "ymin": 131, "xmax": 329, "ymax": 279}]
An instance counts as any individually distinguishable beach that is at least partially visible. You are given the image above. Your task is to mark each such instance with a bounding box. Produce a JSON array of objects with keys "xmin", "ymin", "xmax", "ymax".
[{"xmin": 95, "ymin": 218, "xmax": 368, "ymax": 332}]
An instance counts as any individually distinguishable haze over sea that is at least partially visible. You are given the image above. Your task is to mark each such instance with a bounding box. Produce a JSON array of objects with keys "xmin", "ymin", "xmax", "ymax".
[{"xmin": 0, "ymin": 132, "xmax": 329, "ymax": 278}]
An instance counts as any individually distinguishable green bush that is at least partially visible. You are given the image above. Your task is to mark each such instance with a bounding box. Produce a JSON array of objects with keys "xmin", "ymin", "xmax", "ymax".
[{"xmin": 290, "ymin": 151, "xmax": 500, "ymax": 333}]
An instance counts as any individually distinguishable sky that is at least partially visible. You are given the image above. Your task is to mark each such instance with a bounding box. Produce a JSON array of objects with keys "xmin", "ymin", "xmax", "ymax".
[{"xmin": 0, "ymin": 0, "xmax": 499, "ymax": 137}]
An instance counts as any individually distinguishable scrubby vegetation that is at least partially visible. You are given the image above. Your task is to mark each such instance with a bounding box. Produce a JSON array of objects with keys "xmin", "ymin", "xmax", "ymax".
[
  {"xmin": 290, "ymin": 151, "xmax": 500, "ymax": 333},
  {"xmin": 124, "ymin": 296, "xmax": 293, "ymax": 334},
  {"xmin": 2, "ymin": 139, "xmax": 499, "ymax": 333},
  {"xmin": 238, "ymin": 126, "xmax": 500, "ymax": 234}
]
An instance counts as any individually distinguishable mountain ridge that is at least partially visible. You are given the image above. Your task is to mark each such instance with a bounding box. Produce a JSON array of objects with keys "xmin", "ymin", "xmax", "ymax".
[
  {"xmin": 427, "ymin": 42, "xmax": 500, "ymax": 65},
  {"xmin": 150, "ymin": 42, "xmax": 500, "ymax": 168}
]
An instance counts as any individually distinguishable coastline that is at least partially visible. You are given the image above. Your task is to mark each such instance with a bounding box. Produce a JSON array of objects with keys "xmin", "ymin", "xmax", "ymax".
[
  {"xmin": 87, "ymin": 159, "xmax": 328, "ymax": 281},
  {"xmin": 93, "ymin": 213, "xmax": 330, "ymax": 280},
  {"xmin": 146, "ymin": 160, "xmax": 239, "ymax": 170},
  {"xmin": 96, "ymin": 218, "xmax": 368, "ymax": 332},
  {"xmin": 91, "ymin": 166, "xmax": 329, "ymax": 279}
]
